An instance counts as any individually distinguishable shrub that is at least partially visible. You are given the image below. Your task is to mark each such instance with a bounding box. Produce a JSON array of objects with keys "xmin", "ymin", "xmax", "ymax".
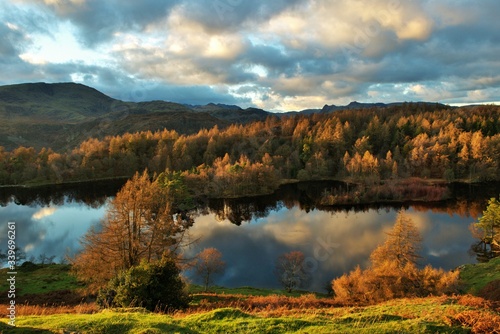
[
  {"xmin": 332, "ymin": 211, "xmax": 460, "ymax": 305},
  {"xmin": 332, "ymin": 261, "xmax": 460, "ymax": 305},
  {"xmin": 97, "ymin": 256, "xmax": 190, "ymax": 312}
]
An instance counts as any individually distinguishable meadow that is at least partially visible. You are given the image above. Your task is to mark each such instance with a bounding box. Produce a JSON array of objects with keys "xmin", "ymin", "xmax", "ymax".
[{"xmin": 0, "ymin": 258, "xmax": 499, "ymax": 333}]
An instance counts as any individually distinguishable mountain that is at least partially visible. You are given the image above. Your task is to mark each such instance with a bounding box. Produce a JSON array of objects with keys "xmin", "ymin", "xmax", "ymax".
[
  {"xmin": 0, "ymin": 82, "xmax": 118, "ymax": 122},
  {"xmin": 320, "ymin": 101, "xmax": 448, "ymax": 113},
  {"xmin": 0, "ymin": 82, "xmax": 452, "ymax": 151},
  {"xmin": 0, "ymin": 83, "xmax": 257, "ymax": 150},
  {"xmin": 188, "ymin": 103, "xmax": 270, "ymax": 124}
]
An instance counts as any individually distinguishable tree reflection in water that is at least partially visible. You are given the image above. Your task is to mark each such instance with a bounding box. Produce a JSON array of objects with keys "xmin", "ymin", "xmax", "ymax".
[{"xmin": 1, "ymin": 180, "xmax": 499, "ymax": 291}]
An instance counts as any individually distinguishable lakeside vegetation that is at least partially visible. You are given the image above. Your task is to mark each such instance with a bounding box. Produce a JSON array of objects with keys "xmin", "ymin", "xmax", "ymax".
[
  {"xmin": 0, "ymin": 105, "xmax": 498, "ymax": 199},
  {"xmin": 2, "ymin": 203, "xmax": 498, "ymax": 332},
  {"xmin": 2, "ymin": 104, "xmax": 499, "ymax": 332},
  {"xmin": 0, "ymin": 260, "xmax": 499, "ymax": 333}
]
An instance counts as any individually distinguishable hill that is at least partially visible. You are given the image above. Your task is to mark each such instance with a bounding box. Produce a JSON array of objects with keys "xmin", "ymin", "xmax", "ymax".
[
  {"xmin": 0, "ymin": 83, "xmax": 243, "ymax": 150},
  {"xmin": 0, "ymin": 82, "xmax": 453, "ymax": 151},
  {"xmin": 0, "ymin": 82, "xmax": 118, "ymax": 121},
  {"xmin": 319, "ymin": 101, "xmax": 449, "ymax": 113}
]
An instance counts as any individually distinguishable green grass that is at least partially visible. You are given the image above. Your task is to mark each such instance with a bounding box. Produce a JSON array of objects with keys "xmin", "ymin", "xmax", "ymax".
[
  {"xmin": 0, "ymin": 297, "xmax": 483, "ymax": 333},
  {"xmin": 1, "ymin": 262, "xmax": 499, "ymax": 333},
  {"xmin": 0, "ymin": 264, "xmax": 80, "ymax": 296},
  {"xmin": 459, "ymin": 257, "xmax": 500, "ymax": 294},
  {"xmin": 188, "ymin": 285, "xmax": 329, "ymax": 307},
  {"xmin": 188, "ymin": 285, "xmax": 326, "ymax": 297}
]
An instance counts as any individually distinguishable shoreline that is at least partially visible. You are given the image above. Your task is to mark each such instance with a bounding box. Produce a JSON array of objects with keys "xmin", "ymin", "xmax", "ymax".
[{"xmin": 0, "ymin": 175, "xmax": 483, "ymax": 189}]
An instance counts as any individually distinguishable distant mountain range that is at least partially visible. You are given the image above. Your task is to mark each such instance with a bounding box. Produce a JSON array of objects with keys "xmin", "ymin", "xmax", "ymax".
[{"xmin": 0, "ymin": 82, "xmax": 448, "ymax": 151}]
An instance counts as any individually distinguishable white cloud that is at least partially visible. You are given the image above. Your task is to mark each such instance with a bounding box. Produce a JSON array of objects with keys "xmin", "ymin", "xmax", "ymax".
[
  {"xmin": 32, "ymin": 207, "xmax": 58, "ymax": 220},
  {"xmin": 1, "ymin": 0, "xmax": 500, "ymax": 109}
]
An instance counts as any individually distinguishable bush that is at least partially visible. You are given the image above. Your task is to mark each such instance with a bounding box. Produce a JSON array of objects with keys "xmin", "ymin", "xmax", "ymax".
[
  {"xmin": 97, "ymin": 256, "xmax": 191, "ymax": 312},
  {"xmin": 332, "ymin": 211, "xmax": 459, "ymax": 305},
  {"xmin": 332, "ymin": 260, "xmax": 460, "ymax": 305}
]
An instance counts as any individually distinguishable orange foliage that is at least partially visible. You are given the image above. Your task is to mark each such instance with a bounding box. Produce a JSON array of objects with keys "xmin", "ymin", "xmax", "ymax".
[
  {"xmin": 332, "ymin": 212, "xmax": 460, "ymax": 305},
  {"xmin": 1, "ymin": 104, "xmax": 500, "ymax": 187},
  {"xmin": 452, "ymin": 310, "xmax": 500, "ymax": 334}
]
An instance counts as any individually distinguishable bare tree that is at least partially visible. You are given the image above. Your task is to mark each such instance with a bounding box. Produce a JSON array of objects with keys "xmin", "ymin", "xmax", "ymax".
[
  {"xmin": 275, "ymin": 251, "xmax": 308, "ymax": 293},
  {"xmin": 194, "ymin": 248, "xmax": 226, "ymax": 291},
  {"xmin": 37, "ymin": 253, "xmax": 56, "ymax": 267}
]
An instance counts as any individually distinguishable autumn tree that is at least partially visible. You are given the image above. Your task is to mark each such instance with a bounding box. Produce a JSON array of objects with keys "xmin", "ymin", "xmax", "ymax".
[
  {"xmin": 470, "ymin": 197, "xmax": 500, "ymax": 261},
  {"xmin": 1, "ymin": 104, "xmax": 499, "ymax": 187},
  {"xmin": 275, "ymin": 251, "xmax": 308, "ymax": 293},
  {"xmin": 72, "ymin": 171, "xmax": 190, "ymax": 291},
  {"xmin": 333, "ymin": 211, "xmax": 458, "ymax": 304},
  {"xmin": 370, "ymin": 211, "xmax": 422, "ymax": 269},
  {"xmin": 194, "ymin": 248, "xmax": 226, "ymax": 291}
]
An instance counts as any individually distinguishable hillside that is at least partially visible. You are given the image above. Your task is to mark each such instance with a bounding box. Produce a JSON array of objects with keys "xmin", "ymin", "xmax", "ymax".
[
  {"xmin": 0, "ymin": 82, "xmax": 459, "ymax": 152},
  {"xmin": 0, "ymin": 82, "xmax": 118, "ymax": 121},
  {"xmin": 0, "ymin": 83, "xmax": 262, "ymax": 151}
]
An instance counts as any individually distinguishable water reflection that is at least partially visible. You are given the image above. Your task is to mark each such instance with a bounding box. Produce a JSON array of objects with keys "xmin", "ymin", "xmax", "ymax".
[
  {"xmin": 184, "ymin": 205, "xmax": 479, "ymax": 292},
  {"xmin": 0, "ymin": 179, "xmax": 126, "ymax": 208},
  {"xmin": 0, "ymin": 181, "xmax": 498, "ymax": 292},
  {"xmin": 0, "ymin": 198, "xmax": 107, "ymax": 263}
]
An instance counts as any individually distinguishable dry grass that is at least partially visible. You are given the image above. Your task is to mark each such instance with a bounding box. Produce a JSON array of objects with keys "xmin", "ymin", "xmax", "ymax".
[
  {"xmin": 457, "ymin": 294, "xmax": 495, "ymax": 309},
  {"xmin": 0, "ymin": 302, "xmax": 98, "ymax": 316},
  {"xmin": 451, "ymin": 310, "xmax": 500, "ymax": 333},
  {"xmin": 181, "ymin": 293, "xmax": 341, "ymax": 316},
  {"xmin": 2, "ymin": 294, "xmax": 499, "ymax": 333}
]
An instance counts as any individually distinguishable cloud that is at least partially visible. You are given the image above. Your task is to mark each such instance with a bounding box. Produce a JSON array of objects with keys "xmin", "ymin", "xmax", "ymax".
[
  {"xmin": 177, "ymin": 0, "xmax": 306, "ymax": 33},
  {"xmin": 1, "ymin": 0, "xmax": 500, "ymax": 109},
  {"xmin": 0, "ymin": 22, "xmax": 26, "ymax": 59},
  {"xmin": 32, "ymin": 207, "xmax": 58, "ymax": 220},
  {"xmin": 13, "ymin": 0, "xmax": 181, "ymax": 46}
]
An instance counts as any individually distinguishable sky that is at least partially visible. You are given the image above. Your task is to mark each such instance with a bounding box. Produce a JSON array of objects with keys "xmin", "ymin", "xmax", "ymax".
[{"xmin": 1, "ymin": 0, "xmax": 499, "ymax": 111}]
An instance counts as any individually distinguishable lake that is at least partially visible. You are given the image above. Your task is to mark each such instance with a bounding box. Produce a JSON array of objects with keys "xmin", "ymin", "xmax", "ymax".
[{"xmin": 0, "ymin": 180, "xmax": 497, "ymax": 292}]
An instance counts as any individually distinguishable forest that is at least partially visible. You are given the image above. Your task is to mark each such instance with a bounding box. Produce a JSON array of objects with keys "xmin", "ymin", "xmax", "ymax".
[{"xmin": 1, "ymin": 103, "xmax": 499, "ymax": 199}]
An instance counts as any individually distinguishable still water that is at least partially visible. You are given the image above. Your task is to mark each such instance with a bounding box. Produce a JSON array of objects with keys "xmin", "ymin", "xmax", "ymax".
[{"xmin": 0, "ymin": 181, "xmax": 497, "ymax": 292}]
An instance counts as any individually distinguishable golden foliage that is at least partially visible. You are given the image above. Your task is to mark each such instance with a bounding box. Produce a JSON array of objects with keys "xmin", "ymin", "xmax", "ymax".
[
  {"xmin": 332, "ymin": 212, "xmax": 459, "ymax": 305},
  {"xmin": 71, "ymin": 171, "xmax": 187, "ymax": 292}
]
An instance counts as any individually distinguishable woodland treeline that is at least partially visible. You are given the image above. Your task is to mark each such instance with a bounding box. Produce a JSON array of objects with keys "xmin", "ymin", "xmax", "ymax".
[{"xmin": 1, "ymin": 104, "xmax": 499, "ymax": 197}]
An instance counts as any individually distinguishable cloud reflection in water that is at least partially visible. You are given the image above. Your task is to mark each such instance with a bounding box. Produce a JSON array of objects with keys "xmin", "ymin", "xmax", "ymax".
[
  {"xmin": 184, "ymin": 206, "xmax": 476, "ymax": 292},
  {"xmin": 0, "ymin": 200, "xmax": 106, "ymax": 263}
]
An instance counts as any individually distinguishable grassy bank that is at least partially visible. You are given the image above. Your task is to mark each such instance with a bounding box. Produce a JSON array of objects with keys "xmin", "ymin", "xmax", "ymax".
[
  {"xmin": 1, "ymin": 295, "xmax": 499, "ymax": 333},
  {"xmin": 459, "ymin": 257, "xmax": 500, "ymax": 296},
  {"xmin": 0, "ymin": 263, "xmax": 80, "ymax": 296},
  {"xmin": 0, "ymin": 261, "xmax": 499, "ymax": 333}
]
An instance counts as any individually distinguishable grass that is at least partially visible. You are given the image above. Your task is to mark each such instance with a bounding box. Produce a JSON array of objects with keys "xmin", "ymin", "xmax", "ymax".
[
  {"xmin": 459, "ymin": 256, "xmax": 500, "ymax": 294},
  {"xmin": 0, "ymin": 263, "xmax": 81, "ymax": 297},
  {"xmin": 0, "ymin": 262, "xmax": 499, "ymax": 333},
  {"xmin": 1, "ymin": 296, "xmax": 498, "ymax": 333},
  {"xmin": 188, "ymin": 285, "xmax": 326, "ymax": 297}
]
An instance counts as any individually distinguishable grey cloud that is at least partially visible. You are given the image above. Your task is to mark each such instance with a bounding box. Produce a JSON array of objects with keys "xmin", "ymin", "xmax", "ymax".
[
  {"xmin": 180, "ymin": 0, "xmax": 306, "ymax": 32},
  {"xmin": 30, "ymin": 61, "xmax": 251, "ymax": 105},
  {"xmin": 242, "ymin": 44, "xmax": 340, "ymax": 79},
  {"xmin": 0, "ymin": 3, "xmax": 55, "ymax": 59},
  {"xmin": 241, "ymin": 44, "xmax": 293, "ymax": 72},
  {"xmin": 2, "ymin": 0, "xmax": 500, "ymax": 108},
  {"xmin": 0, "ymin": 23, "xmax": 25, "ymax": 59},
  {"xmin": 1, "ymin": 2, "xmax": 57, "ymax": 35},
  {"xmin": 192, "ymin": 57, "xmax": 258, "ymax": 84},
  {"xmin": 23, "ymin": 0, "xmax": 181, "ymax": 46}
]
